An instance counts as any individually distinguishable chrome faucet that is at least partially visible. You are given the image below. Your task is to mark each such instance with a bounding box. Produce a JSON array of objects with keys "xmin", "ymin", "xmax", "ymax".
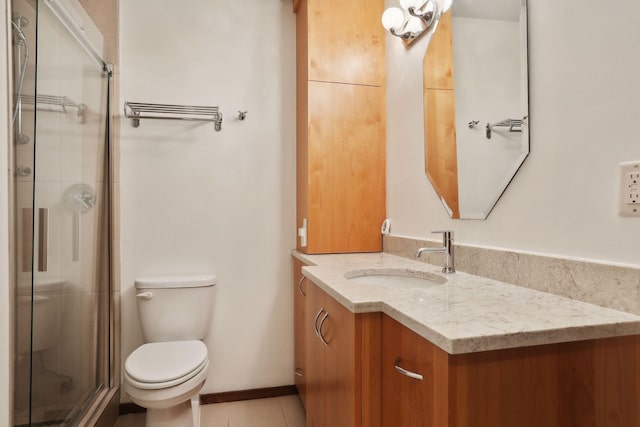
[{"xmin": 416, "ymin": 230, "xmax": 455, "ymax": 274}]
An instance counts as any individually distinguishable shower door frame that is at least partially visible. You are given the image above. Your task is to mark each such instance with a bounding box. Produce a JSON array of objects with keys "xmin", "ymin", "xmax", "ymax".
[{"xmin": 7, "ymin": 0, "xmax": 119, "ymax": 425}]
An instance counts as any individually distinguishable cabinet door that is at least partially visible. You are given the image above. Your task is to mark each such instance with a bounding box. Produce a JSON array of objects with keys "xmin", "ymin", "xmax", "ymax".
[
  {"xmin": 321, "ymin": 287, "xmax": 362, "ymax": 427},
  {"xmin": 305, "ymin": 282, "xmax": 327, "ymax": 427},
  {"xmin": 307, "ymin": 81, "xmax": 386, "ymax": 254},
  {"xmin": 307, "ymin": 0, "xmax": 385, "ymax": 87},
  {"xmin": 293, "ymin": 258, "xmax": 308, "ymax": 407},
  {"xmin": 305, "ymin": 280, "xmax": 363, "ymax": 427},
  {"xmin": 382, "ymin": 315, "xmax": 448, "ymax": 427}
]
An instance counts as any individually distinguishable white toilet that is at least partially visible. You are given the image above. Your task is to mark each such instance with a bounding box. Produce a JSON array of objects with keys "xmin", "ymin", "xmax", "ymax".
[{"xmin": 124, "ymin": 274, "xmax": 216, "ymax": 427}]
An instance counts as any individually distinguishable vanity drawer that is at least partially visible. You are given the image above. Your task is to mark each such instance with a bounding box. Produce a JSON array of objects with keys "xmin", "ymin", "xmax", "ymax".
[{"xmin": 381, "ymin": 315, "xmax": 448, "ymax": 426}]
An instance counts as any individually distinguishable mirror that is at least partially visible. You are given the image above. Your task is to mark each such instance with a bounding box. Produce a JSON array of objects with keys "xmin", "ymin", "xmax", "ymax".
[{"xmin": 423, "ymin": 0, "xmax": 529, "ymax": 219}]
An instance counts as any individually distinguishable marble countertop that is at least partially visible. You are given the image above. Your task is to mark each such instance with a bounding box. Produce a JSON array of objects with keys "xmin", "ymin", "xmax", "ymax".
[{"xmin": 292, "ymin": 251, "xmax": 640, "ymax": 354}]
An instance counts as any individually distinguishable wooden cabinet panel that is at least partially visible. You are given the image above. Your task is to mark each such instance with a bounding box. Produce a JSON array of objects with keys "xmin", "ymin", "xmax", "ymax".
[
  {"xmin": 382, "ymin": 316, "xmax": 448, "ymax": 427},
  {"xmin": 306, "ymin": 282, "xmax": 327, "ymax": 427},
  {"xmin": 322, "ymin": 289, "xmax": 362, "ymax": 427},
  {"xmin": 361, "ymin": 313, "xmax": 382, "ymax": 427},
  {"xmin": 382, "ymin": 314, "xmax": 640, "ymax": 427},
  {"xmin": 449, "ymin": 338, "xmax": 640, "ymax": 427},
  {"xmin": 306, "ymin": 81, "xmax": 385, "ymax": 254},
  {"xmin": 296, "ymin": 0, "xmax": 309, "ymax": 254},
  {"xmin": 307, "ymin": 0, "xmax": 385, "ymax": 87},
  {"xmin": 293, "ymin": 259, "xmax": 307, "ymax": 407},
  {"xmin": 304, "ymin": 279, "xmax": 363, "ymax": 427},
  {"xmin": 295, "ymin": 0, "xmax": 386, "ymax": 255},
  {"xmin": 449, "ymin": 345, "xmax": 559, "ymax": 427},
  {"xmin": 382, "ymin": 390, "xmax": 428, "ymax": 427}
]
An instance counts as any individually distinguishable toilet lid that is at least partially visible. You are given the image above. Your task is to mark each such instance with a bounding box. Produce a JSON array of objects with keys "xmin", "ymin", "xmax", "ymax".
[{"xmin": 125, "ymin": 340, "xmax": 208, "ymax": 384}]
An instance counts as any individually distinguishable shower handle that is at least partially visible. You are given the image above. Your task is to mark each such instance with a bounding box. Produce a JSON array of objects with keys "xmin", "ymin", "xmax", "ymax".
[{"xmin": 37, "ymin": 208, "xmax": 48, "ymax": 272}]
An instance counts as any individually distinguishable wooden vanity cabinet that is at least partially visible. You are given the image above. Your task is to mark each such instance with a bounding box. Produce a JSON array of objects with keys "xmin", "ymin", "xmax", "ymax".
[
  {"xmin": 382, "ymin": 315, "xmax": 640, "ymax": 427},
  {"xmin": 295, "ymin": 0, "xmax": 386, "ymax": 254},
  {"xmin": 293, "ymin": 258, "xmax": 308, "ymax": 407}
]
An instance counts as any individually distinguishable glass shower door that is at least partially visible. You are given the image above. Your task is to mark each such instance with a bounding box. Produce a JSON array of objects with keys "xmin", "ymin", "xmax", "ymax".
[{"xmin": 12, "ymin": 0, "xmax": 111, "ymax": 424}]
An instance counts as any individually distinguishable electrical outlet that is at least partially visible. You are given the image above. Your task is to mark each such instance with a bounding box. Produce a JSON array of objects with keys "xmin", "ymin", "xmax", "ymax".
[{"xmin": 620, "ymin": 162, "xmax": 640, "ymax": 217}]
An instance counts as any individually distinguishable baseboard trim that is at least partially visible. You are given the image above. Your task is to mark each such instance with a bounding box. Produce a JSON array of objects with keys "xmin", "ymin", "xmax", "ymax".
[
  {"xmin": 201, "ymin": 385, "xmax": 298, "ymax": 405},
  {"xmin": 119, "ymin": 385, "xmax": 298, "ymax": 415}
]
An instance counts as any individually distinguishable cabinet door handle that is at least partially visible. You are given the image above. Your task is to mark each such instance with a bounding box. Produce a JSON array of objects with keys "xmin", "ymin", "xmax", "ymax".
[
  {"xmin": 313, "ymin": 308, "xmax": 324, "ymax": 337},
  {"xmin": 394, "ymin": 358, "xmax": 423, "ymax": 381},
  {"xmin": 318, "ymin": 311, "xmax": 329, "ymax": 347},
  {"xmin": 298, "ymin": 276, "xmax": 306, "ymax": 296},
  {"xmin": 294, "ymin": 368, "xmax": 303, "ymax": 377}
]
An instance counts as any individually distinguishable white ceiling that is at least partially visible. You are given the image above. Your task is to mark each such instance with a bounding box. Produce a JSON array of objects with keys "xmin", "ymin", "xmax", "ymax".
[{"xmin": 452, "ymin": 0, "xmax": 523, "ymax": 22}]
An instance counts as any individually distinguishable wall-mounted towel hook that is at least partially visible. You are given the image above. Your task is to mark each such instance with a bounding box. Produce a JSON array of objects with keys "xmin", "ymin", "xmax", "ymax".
[{"xmin": 237, "ymin": 111, "xmax": 247, "ymax": 121}]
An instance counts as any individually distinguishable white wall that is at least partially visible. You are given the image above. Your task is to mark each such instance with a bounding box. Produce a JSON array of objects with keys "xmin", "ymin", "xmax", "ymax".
[
  {"xmin": 1, "ymin": 2, "xmax": 12, "ymax": 425},
  {"xmin": 386, "ymin": 0, "xmax": 640, "ymax": 267},
  {"xmin": 119, "ymin": 0, "xmax": 296, "ymax": 396}
]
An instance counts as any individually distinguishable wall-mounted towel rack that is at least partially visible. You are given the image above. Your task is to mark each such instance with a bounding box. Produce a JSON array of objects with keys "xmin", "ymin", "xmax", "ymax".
[
  {"xmin": 485, "ymin": 118, "xmax": 524, "ymax": 139},
  {"xmin": 17, "ymin": 94, "xmax": 86, "ymax": 123},
  {"xmin": 124, "ymin": 101, "xmax": 223, "ymax": 131}
]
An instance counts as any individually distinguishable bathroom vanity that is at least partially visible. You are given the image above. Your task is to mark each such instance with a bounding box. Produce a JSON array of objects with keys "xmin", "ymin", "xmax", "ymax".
[{"xmin": 292, "ymin": 252, "xmax": 640, "ymax": 427}]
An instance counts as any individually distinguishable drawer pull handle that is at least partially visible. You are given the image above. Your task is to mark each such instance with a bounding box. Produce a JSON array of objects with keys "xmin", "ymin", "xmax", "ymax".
[
  {"xmin": 314, "ymin": 308, "xmax": 324, "ymax": 337},
  {"xmin": 298, "ymin": 276, "xmax": 306, "ymax": 296},
  {"xmin": 394, "ymin": 358, "xmax": 423, "ymax": 381},
  {"xmin": 294, "ymin": 368, "xmax": 303, "ymax": 377},
  {"xmin": 318, "ymin": 312, "xmax": 329, "ymax": 347}
]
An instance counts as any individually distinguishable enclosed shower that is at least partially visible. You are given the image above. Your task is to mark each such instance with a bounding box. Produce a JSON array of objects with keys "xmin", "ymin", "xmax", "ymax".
[{"xmin": 10, "ymin": 0, "xmax": 115, "ymax": 425}]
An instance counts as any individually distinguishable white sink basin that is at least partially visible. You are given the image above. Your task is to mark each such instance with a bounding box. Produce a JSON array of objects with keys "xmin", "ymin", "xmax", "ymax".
[{"xmin": 345, "ymin": 268, "xmax": 446, "ymax": 289}]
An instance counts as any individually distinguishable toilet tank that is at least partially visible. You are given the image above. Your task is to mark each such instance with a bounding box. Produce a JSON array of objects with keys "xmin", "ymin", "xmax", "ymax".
[{"xmin": 135, "ymin": 274, "xmax": 216, "ymax": 343}]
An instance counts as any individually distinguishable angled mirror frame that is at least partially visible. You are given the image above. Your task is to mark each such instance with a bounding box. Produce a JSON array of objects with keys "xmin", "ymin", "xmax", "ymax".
[{"xmin": 423, "ymin": 0, "xmax": 529, "ymax": 219}]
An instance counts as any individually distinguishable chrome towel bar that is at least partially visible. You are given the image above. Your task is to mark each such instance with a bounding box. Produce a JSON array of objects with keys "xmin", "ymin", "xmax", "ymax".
[
  {"xmin": 124, "ymin": 101, "xmax": 223, "ymax": 131},
  {"xmin": 18, "ymin": 94, "xmax": 86, "ymax": 123},
  {"xmin": 468, "ymin": 116, "xmax": 527, "ymax": 139},
  {"xmin": 485, "ymin": 117, "xmax": 526, "ymax": 139}
]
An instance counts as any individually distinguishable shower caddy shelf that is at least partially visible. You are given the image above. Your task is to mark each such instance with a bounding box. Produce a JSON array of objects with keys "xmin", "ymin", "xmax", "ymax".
[{"xmin": 124, "ymin": 101, "xmax": 223, "ymax": 131}]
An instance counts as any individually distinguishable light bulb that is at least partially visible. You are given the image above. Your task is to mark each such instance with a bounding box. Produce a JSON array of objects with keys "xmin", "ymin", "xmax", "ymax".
[
  {"xmin": 381, "ymin": 7, "xmax": 404, "ymax": 31},
  {"xmin": 405, "ymin": 16, "xmax": 425, "ymax": 33}
]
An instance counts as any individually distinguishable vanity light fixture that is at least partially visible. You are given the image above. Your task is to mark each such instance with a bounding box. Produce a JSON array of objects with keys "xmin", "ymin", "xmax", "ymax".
[{"xmin": 382, "ymin": 0, "xmax": 453, "ymax": 46}]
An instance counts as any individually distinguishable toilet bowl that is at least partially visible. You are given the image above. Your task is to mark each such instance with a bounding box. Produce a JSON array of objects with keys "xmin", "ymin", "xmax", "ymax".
[{"xmin": 124, "ymin": 275, "xmax": 216, "ymax": 427}]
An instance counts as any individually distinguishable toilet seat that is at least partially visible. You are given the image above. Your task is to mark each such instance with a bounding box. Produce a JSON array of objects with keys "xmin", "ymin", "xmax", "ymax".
[{"xmin": 125, "ymin": 340, "xmax": 208, "ymax": 390}]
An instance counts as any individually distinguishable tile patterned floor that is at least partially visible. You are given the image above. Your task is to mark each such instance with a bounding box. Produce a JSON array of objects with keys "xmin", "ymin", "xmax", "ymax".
[{"xmin": 114, "ymin": 395, "xmax": 306, "ymax": 427}]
